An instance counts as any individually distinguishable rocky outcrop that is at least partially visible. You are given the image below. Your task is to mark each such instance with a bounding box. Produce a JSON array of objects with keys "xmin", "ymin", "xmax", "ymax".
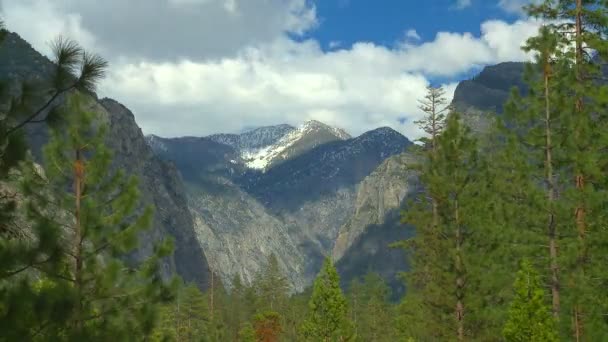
[
  {"xmin": 187, "ymin": 180, "xmax": 307, "ymax": 290},
  {"xmin": 333, "ymin": 152, "xmax": 417, "ymax": 261},
  {"xmin": 100, "ymin": 99, "xmax": 211, "ymax": 288}
]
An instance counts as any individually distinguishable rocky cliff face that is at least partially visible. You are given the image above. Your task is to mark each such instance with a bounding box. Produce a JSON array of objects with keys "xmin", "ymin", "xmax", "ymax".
[
  {"xmin": 99, "ymin": 99, "xmax": 211, "ymax": 288},
  {"xmin": 332, "ymin": 152, "xmax": 418, "ymax": 261},
  {"xmin": 452, "ymin": 61, "xmax": 526, "ymax": 133},
  {"xmin": 1, "ymin": 32, "xmax": 211, "ymax": 289},
  {"xmin": 150, "ymin": 123, "xmax": 411, "ymax": 289}
]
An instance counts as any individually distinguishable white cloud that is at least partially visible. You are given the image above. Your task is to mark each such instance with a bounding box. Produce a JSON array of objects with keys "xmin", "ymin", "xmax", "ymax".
[
  {"xmin": 498, "ymin": 0, "xmax": 543, "ymax": 15},
  {"xmin": 455, "ymin": 0, "xmax": 472, "ymax": 10},
  {"xmin": 1, "ymin": 0, "xmax": 98, "ymax": 56},
  {"xmin": 0, "ymin": 0, "xmax": 542, "ymax": 140},
  {"xmin": 481, "ymin": 19, "xmax": 541, "ymax": 61}
]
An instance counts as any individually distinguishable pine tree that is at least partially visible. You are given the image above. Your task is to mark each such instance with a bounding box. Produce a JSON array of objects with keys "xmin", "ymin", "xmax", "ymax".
[
  {"xmin": 0, "ymin": 31, "xmax": 110, "ymax": 339},
  {"xmin": 0, "ymin": 35, "xmax": 107, "ymax": 177},
  {"xmin": 400, "ymin": 112, "xmax": 497, "ymax": 340},
  {"xmin": 227, "ymin": 274, "xmax": 247, "ymax": 341},
  {"xmin": 349, "ymin": 273, "xmax": 393, "ymax": 342},
  {"xmin": 153, "ymin": 282, "xmax": 209, "ymax": 341},
  {"xmin": 255, "ymin": 253, "xmax": 290, "ymax": 312},
  {"xmin": 1, "ymin": 33, "xmax": 108, "ymax": 277},
  {"xmin": 496, "ymin": 23, "xmax": 567, "ymax": 323},
  {"xmin": 300, "ymin": 257, "xmax": 354, "ymax": 341},
  {"xmin": 414, "ymin": 84, "xmax": 449, "ymax": 152},
  {"xmin": 13, "ymin": 93, "xmax": 175, "ymax": 340},
  {"xmin": 283, "ymin": 286, "xmax": 310, "ymax": 341},
  {"xmin": 524, "ymin": 1, "xmax": 608, "ymax": 338},
  {"xmin": 503, "ymin": 259, "xmax": 558, "ymax": 342}
]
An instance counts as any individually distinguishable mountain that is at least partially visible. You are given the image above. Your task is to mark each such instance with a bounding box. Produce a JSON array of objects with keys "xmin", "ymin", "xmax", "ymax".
[
  {"xmin": 452, "ymin": 62, "xmax": 526, "ymax": 133},
  {"xmin": 452, "ymin": 62, "xmax": 526, "ymax": 114},
  {"xmin": 207, "ymin": 124, "xmax": 295, "ymax": 151},
  {"xmin": 240, "ymin": 120, "xmax": 351, "ymax": 171},
  {"xmin": 240, "ymin": 126, "xmax": 409, "ymax": 211},
  {"xmin": 1, "ymin": 32, "xmax": 212, "ymax": 289},
  {"xmin": 333, "ymin": 152, "xmax": 418, "ymax": 298},
  {"xmin": 146, "ymin": 135, "xmax": 245, "ymax": 181},
  {"xmin": 151, "ymin": 123, "xmax": 411, "ymax": 290}
]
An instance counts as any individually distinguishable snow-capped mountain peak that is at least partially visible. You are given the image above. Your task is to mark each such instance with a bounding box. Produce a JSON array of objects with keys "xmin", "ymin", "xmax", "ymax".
[
  {"xmin": 207, "ymin": 124, "xmax": 295, "ymax": 151},
  {"xmin": 243, "ymin": 120, "xmax": 352, "ymax": 171}
]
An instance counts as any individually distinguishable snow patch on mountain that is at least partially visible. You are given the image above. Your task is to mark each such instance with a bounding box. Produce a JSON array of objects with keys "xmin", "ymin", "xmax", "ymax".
[
  {"xmin": 243, "ymin": 120, "xmax": 351, "ymax": 171},
  {"xmin": 207, "ymin": 124, "xmax": 295, "ymax": 151}
]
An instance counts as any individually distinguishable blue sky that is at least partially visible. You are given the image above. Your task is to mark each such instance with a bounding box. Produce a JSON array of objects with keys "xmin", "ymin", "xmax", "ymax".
[
  {"xmin": 308, "ymin": 0, "xmax": 527, "ymax": 85},
  {"xmin": 1, "ymin": 0, "xmax": 538, "ymax": 139},
  {"xmin": 312, "ymin": 0, "xmax": 519, "ymax": 51}
]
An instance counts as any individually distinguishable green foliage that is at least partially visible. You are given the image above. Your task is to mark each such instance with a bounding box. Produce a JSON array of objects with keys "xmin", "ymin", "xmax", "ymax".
[
  {"xmin": 152, "ymin": 282, "xmax": 209, "ymax": 341},
  {"xmin": 400, "ymin": 112, "xmax": 505, "ymax": 339},
  {"xmin": 238, "ymin": 322, "xmax": 256, "ymax": 342},
  {"xmin": 1, "ymin": 93, "xmax": 176, "ymax": 340},
  {"xmin": 503, "ymin": 259, "xmax": 558, "ymax": 342},
  {"xmin": 348, "ymin": 273, "xmax": 394, "ymax": 342},
  {"xmin": 255, "ymin": 253, "xmax": 290, "ymax": 313},
  {"xmin": 300, "ymin": 257, "xmax": 354, "ymax": 341}
]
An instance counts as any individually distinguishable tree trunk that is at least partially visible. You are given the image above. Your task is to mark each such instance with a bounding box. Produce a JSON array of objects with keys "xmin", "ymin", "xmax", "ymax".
[
  {"xmin": 455, "ymin": 199, "xmax": 464, "ymax": 341},
  {"xmin": 544, "ymin": 64, "xmax": 560, "ymax": 318},
  {"xmin": 573, "ymin": 0, "xmax": 586, "ymax": 337},
  {"xmin": 210, "ymin": 271, "xmax": 215, "ymax": 321},
  {"xmin": 73, "ymin": 149, "xmax": 85, "ymax": 334}
]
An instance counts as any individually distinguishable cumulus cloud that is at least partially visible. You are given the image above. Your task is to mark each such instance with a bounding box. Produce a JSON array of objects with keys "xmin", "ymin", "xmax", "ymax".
[
  {"xmin": 1, "ymin": 0, "xmax": 317, "ymax": 61},
  {"xmin": 0, "ymin": 0, "xmax": 542, "ymax": 140}
]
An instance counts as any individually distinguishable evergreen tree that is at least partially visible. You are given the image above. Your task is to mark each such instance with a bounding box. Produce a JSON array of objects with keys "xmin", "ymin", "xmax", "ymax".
[
  {"xmin": 400, "ymin": 112, "xmax": 497, "ymax": 340},
  {"xmin": 227, "ymin": 274, "xmax": 247, "ymax": 341},
  {"xmin": 0, "ymin": 35, "xmax": 107, "ymax": 177},
  {"xmin": 238, "ymin": 322, "xmax": 256, "ymax": 342},
  {"xmin": 153, "ymin": 283, "xmax": 208, "ymax": 341},
  {"xmin": 11, "ymin": 93, "xmax": 174, "ymax": 340},
  {"xmin": 503, "ymin": 259, "xmax": 558, "ymax": 342},
  {"xmin": 283, "ymin": 286, "xmax": 310, "ymax": 342},
  {"xmin": 494, "ymin": 23, "xmax": 567, "ymax": 325},
  {"xmin": 523, "ymin": 1, "xmax": 608, "ymax": 338},
  {"xmin": 255, "ymin": 253, "xmax": 290, "ymax": 312},
  {"xmin": 0, "ymin": 28, "xmax": 109, "ymax": 340},
  {"xmin": 414, "ymin": 84, "xmax": 449, "ymax": 152},
  {"xmin": 349, "ymin": 273, "xmax": 393, "ymax": 342},
  {"xmin": 300, "ymin": 257, "xmax": 353, "ymax": 342}
]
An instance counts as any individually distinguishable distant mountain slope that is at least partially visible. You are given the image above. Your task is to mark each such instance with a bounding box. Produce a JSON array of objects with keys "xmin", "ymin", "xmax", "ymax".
[
  {"xmin": 146, "ymin": 135, "xmax": 244, "ymax": 182},
  {"xmin": 241, "ymin": 127, "xmax": 410, "ymax": 211},
  {"xmin": 451, "ymin": 62, "xmax": 526, "ymax": 133},
  {"xmin": 452, "ymin": 62, "xmax": 526, "ymax": 114}
]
